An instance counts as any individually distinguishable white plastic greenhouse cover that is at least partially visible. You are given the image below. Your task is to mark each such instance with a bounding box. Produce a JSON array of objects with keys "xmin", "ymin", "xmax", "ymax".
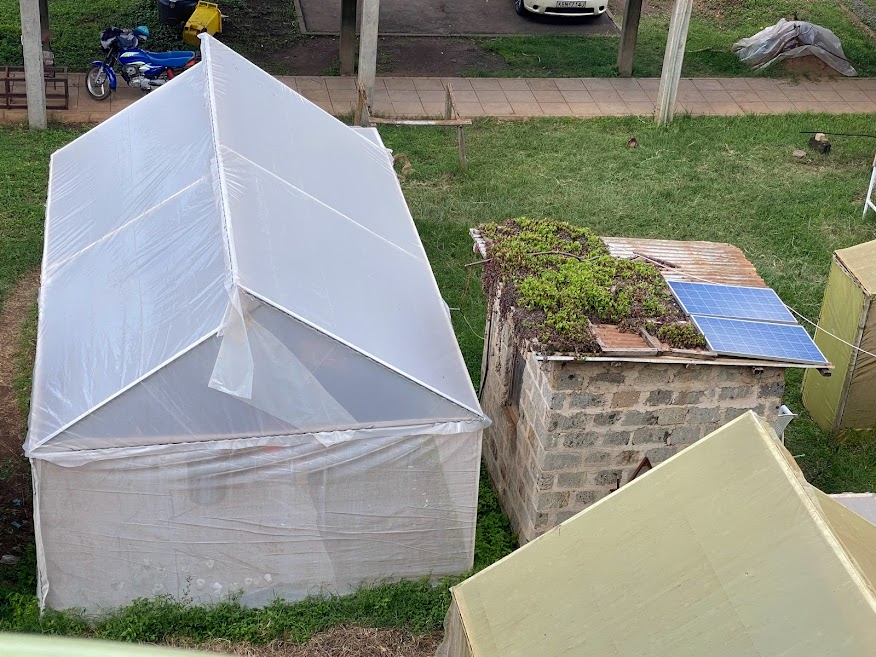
[
  {"xmin": 27, "ymin": 35, "xmax": 488, "ymax": 461},
  {"xmin": 29, "ymin": 36, "xmax": 490, "ymax": 611}
]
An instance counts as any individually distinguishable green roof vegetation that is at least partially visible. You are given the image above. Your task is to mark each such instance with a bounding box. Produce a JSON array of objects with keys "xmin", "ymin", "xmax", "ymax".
[{"xmin": 478, "ymin": 217, "xmax": 705, "ymax": 353}]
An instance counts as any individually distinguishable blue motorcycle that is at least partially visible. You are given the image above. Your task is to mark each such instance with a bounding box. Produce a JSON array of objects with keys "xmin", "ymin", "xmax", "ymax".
[{"xmin": 85, "ymin": 26, "xmax": 197, "ymax": 101}]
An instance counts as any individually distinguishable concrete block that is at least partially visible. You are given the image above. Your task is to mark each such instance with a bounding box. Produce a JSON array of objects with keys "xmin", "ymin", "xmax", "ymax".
[
  {"xmin": 548, "ymin": 391, "xmax": 568, "ymax": 410},
  {"xmin": 687, "ymin": 406, "xmax": 720, "ymax": 424},
  {"xmin": 611, "ymin": 390, "xmax": 641, "ymax": 408},
  {"xmin": 574, "ymin": 490, "xmax": 600, "ymax": 505},
  {"xmin": 583, "ymin": 450, "xmax": 614, "ymax": 464},
  {"xmin": 561, "ymin": 432, "xmax": 599, "ymax": 448},
  {"xmin": 621, "ymin": 410, "xmax": 658, "ymax": 427},
  {"xmin": 590, "ymin": 469, "xmax": 624, "ymax": 486},
  {"xmin": 551, "ymin": 411, "xmax": 590, "ymax": 431},
  {"xmin": 759, "ymin": 381, "xmax": 785, "ymax": 398},
  {"xmin": 536, "ymin": 491, "xmax": 569, "ymax": 511},
  {"xmin": 632, "ymin": 426, "xmax": 671, "ymax": 445},
  {"xmin": 646, "ymin": 389, "xmax": 673, "ymax": 406},
  {"xmin": 718, "ymin": 386, "xmax": 752, "ymax": 401},
  {"xmin": 673, "ymin": 390, "xmax": 705, "ymax": 405},
  {"xmin": 645, "ymin": 446, "xmax": 678, "ymax": 463},
  {"xmin": 571, "ymin": 391, "xmax": 605, "ymax": 407},
  {"xmin": 667, "ymin": 425, "xmax": 703, "ymax": 445},
  {"xmin": 556, "ymin": 471, "xmax": 586, "ymax": 489},
  {"xmin": 656, "ymin": 407, "xmax": 686, "ymax": 425},
  {"xmin": 542, "ymin": 451, "xmax": 583, "ymax": 471},
  {"xmin": 602, "ymin": 431, "xmax": 632, "ymax": 446},
  {"xmin": 593, "ymin": 412, "xmax": 622, "ymax": 427}
]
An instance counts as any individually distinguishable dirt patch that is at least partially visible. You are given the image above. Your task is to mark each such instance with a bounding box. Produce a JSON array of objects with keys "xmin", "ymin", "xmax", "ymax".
[
  {"xmin": 165, "ymin": 626, "xmax": 442, "ymax": 657},
  {"xmin": 269, "ymin": 35, "xmax": 508, "ymax": 76},
  {"xmin": 0, "ymin": 270, "xmax": 39, "ymax": 563}
]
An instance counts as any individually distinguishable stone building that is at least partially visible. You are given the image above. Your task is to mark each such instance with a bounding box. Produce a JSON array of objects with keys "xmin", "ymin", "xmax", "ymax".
[{"xmin": 475, "ymin": 234, "xmax": 828, "ymax": 544}]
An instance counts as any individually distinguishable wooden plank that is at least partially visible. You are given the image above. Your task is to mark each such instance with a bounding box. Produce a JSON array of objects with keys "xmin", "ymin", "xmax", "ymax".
[
  {"xmin": 369, "ymin": 117, "xmax": 472, "ymax": 126},
  {"xmin": 616, "ymin": 0, "xmax": 643, "ymax": 77},
  {"xmin": 655, "ymin": 0, "xmax": 693, "ymax": 125},
  {"xmin": 339, "ymin": 0, "xmax": 356, "ymax": 76}
]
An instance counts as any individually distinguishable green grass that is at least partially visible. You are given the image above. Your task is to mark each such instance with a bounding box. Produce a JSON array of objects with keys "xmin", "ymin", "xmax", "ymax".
[
  {"xmin": 377, "ymin": 113, "xmax": 876, "ymax": 494},
  {"xmin": 0, "ymin": 0, "xmax": 297, "ymax": 71},
  {"xmin": 3, "ymin": 112, "xmax": 876, "ymax": 638},
  {"xmin": 0, "ymin": 126, "xmax": 80, "ymax": 304},
  {"xmin": 479, "ymin": 0, "xmax": 876, "ymax": 78}
]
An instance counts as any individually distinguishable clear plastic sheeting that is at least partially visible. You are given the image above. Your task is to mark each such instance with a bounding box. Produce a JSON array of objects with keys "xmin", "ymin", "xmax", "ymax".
[
  {"xmin": 732, "ymin": 19, "xmax": 857, "ymax": 76},
  {"xmin": 29, "ymin": 35, "xmax": 488, "ymax": 611},
  {"xmin": 34, "ymin": 429, "xmax": 481, "ymax": 611}
]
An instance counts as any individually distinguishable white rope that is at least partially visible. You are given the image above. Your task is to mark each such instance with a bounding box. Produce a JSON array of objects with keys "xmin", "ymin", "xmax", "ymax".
[
  {"xmin": 787, "ymin": 306, "xmax": 876, "ymax": 361},
  {"xmin": 633, "ymin": 253, "xmax": 876, "ymax": 362}
]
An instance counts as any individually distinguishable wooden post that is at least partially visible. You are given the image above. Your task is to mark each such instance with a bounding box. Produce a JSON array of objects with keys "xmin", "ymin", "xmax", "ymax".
[
  {"xmin": 19, "ymin": 0, "xmax": 47, "ymax": 129},
  {"xmin": 655, "ymin": 0, "xmax": 693, "ymax": 125},
  {"xmin": 38, "ymin": 0, "xmax": 49, "ymax": 49},
  {"xmin": 354, "ymin": 82, "xmax": 370, "ymax": 127},
  {"xmin": 357, "ymin": 0, "xmax": 379, "ymax": 113},
  {"xmin": 445, "ymin": 84, "xmax": 467, "ymax": 168},
  {"xmin": 339, "ymin": 0, "xmax": 356, "ymax": 76},
  {"xmin": 616, "ymin": 0, "xmax": 643, "ymax": 77}
]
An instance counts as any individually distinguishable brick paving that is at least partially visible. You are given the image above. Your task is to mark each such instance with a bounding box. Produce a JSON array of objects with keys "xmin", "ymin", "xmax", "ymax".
[{"xmin": 4, "ymin": 74, "xmax": 876, "ymax": 124}]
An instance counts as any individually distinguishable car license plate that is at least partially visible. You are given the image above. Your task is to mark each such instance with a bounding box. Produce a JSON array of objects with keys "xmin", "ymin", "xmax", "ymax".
[{"xmin": 556, "ymin": 1, "xmax": 587, "ymax": 6}]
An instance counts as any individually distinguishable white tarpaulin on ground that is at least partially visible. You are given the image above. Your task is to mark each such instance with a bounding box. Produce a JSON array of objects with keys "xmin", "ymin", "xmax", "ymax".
[
  {"xmin": 28, "ymin": 35, "xmax": 489, "ymax": 612},
  {"xmin": 437, "ymin": 412, "xmax": 876, "ymax": 657},
  {"xmin": 732, "ymin": 19, "xmax": 857, "ymax": 76}
]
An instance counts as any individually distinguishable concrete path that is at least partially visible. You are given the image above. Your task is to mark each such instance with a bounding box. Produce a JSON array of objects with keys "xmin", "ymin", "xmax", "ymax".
[{"xmin": 4, "ymin": 75, "xmax": 876, "ymax": 125}]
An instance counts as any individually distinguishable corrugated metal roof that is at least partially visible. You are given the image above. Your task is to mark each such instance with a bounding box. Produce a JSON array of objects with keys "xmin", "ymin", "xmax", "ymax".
[{"xmin": 602, "ymin": 237, "xmax": 766, "ymax": 288}]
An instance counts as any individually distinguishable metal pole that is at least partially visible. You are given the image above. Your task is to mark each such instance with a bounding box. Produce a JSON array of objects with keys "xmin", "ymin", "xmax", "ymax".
[
  {"xmin": 339, "ymin": 0, "xmax": 357, "ymax": 76},
  {"xmin": 616, "ymin": 0, "xmax": 643, "ymax": 78},
  {"xmin": 19, "ymin": 0, "xmax": 47, "ymax": 129},
  {"xmin": 654, "ymin": 0, "xmax": 692, "ymax": 126},
  {"xmin": 357, "ymin": 0, "xmax": 379, "ymax": 121}
]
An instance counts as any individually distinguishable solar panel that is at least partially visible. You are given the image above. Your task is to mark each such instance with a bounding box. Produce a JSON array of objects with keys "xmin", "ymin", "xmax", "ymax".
[
  {"xmin": 691, "ymin": 315, "xmax": 828, "ymax": 365},
  {"xmin": 669, "ymin": 281, "xmax": 796, "ymax": 324}
]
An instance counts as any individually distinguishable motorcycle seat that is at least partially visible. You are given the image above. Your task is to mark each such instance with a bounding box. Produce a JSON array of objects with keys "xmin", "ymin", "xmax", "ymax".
[{"xmin": 140, "ymin": 50, "xmax": 195, "ymax": 67}]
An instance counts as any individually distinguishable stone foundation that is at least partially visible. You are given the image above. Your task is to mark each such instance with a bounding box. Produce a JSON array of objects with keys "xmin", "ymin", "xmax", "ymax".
[{"xmin": 480, "ymin": 305, "xmax": 786, "ymax": 544}]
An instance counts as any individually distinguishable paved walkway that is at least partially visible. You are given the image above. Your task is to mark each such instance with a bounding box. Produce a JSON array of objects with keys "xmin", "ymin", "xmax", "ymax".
[{"xmin": 5, "ymin": 74, "xmax": 876, "ymax": 124}]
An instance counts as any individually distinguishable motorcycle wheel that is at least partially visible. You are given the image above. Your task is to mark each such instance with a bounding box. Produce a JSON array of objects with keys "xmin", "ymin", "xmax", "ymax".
[{"xmin": 85, "ymin": 67, "xmax": 112, "ymax": 101}]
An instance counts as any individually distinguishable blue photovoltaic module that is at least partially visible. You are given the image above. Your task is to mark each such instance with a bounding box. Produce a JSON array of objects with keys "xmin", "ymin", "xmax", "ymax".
[
  {"xmin": 668, "ymin": 281, "xmax": 796, "ymax": 324},
  {"xmin": 690, "ymin": 315, "xmax": 828, "ymax": 365}
]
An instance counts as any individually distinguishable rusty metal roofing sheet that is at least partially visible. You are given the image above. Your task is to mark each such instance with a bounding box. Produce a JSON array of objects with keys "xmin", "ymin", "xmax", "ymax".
[{"xmin": 602, "ymin": 237, "xmax": 766, "ymax": 288}]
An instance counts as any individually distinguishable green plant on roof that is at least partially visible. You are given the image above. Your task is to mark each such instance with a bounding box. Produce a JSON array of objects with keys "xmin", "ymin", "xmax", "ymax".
[
  {"xmin": 657, "ymin": 321, "xmax": 708, "ymax": 350},
  {"xmin": 478, "ymin": 218, "xmax": 702, "ymax": 352}
]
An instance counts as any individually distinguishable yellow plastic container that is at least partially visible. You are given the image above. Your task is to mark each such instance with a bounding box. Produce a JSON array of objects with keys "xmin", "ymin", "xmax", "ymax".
[{"xmin": 183, "ymin": 1, "xmax": 222, "ymax": 46}]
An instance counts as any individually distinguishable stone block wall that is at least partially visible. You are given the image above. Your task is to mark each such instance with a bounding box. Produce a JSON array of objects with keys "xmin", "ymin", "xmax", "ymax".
[{"xmin": 480, "ymin": 304, "xmax": 787, "ymax": 544}]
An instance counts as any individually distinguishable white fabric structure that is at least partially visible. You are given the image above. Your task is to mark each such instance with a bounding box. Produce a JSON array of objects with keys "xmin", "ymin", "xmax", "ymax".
[
  {"xmin": 438, "ymin": 411, "xmax": 876, "ymax": 657},
  {"xmin": 28, "ymin": 35, "xmax": 488, "ymax": 612}
]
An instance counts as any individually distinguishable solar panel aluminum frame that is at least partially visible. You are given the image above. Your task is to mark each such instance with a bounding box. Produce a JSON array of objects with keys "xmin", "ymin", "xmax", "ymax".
[
  {"xmin": 691, "ymin": 315, "xmax": 829, "ymax": 366},
  {"xmin": 668, "ymin": 281, "xmax": 797, "ymax": 325}
]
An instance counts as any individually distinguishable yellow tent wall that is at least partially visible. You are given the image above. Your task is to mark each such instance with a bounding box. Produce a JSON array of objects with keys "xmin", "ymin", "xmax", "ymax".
[
  {"xmin": 803, "ymin": 240, "xmax": 876, "ymax": 431},
  {"xmin": 438, "ymin": 412, "xmax": 876, "ymax": 657}
]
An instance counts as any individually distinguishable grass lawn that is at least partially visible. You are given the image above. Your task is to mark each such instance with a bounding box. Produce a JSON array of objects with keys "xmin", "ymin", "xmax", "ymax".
[
  {"xmin": 480, "ymin": 0, "xmax": 876, "ymax": 77},
  {"xmin": 2, "ymin": 112, "xmax": 876, "ymax": 640},
  {"xmin": 0, "ymin": 0, "xmax": 297, "ymax": 72}
]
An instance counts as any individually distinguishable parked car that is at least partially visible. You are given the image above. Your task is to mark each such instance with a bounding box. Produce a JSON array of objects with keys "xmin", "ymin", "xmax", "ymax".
[{"xmin": 515, "ymin": 0, "xmax": 607, "ymax": 18}]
